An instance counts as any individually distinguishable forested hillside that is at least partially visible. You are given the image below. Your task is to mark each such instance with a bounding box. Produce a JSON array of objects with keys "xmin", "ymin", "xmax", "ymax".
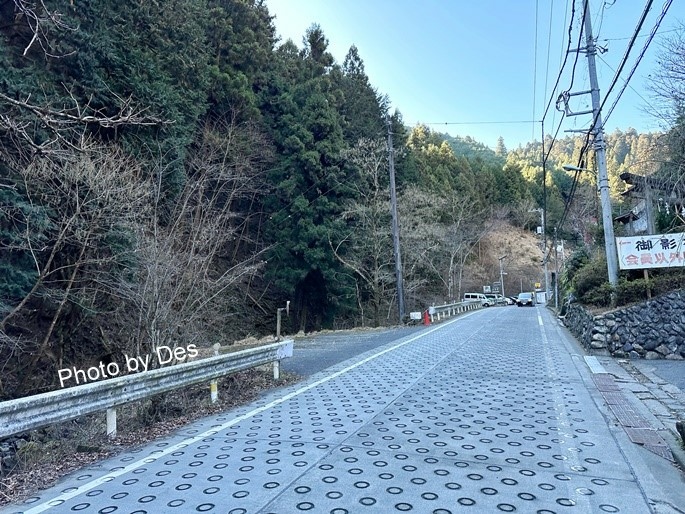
[{"xmin": 0, "ymin": 1, "xmax": 677, "ymax": 399}]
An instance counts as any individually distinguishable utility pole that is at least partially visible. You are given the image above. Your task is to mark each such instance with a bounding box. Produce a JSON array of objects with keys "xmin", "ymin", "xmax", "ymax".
[
  {"xmin": 387, "ymin": 117, "xmax": 405, "ymax": 320},
  {"xmin": 554, "ymin": 228, "xmax": 559, "ymax": 310},
  {"xmin": 530, "ymin": 208, "xmax": 549, "ymax": 302},
  {"xmin": 498, "ymin": 255, "xmax": 507, "ymax": 300},
  {"xmin": 582, "ymin": 5, "xmax": 619, "ymax": 287}
]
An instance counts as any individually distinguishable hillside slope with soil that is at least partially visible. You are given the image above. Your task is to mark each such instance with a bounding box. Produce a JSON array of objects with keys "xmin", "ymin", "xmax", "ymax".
[{"xmin": 462, "ymin": 222, "xmax": 553, "ymax": 297}]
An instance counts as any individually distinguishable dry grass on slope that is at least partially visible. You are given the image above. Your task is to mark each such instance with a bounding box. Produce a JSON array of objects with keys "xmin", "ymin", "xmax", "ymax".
[{"xmin": 462, "ymin": 222, "xmax": 548, "ymax": 295}]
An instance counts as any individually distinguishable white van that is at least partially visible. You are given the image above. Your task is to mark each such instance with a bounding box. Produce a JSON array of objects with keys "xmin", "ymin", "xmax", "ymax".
[{"xmin": 463, "ymin": 292, "xmax": 493, "ymax": 307}]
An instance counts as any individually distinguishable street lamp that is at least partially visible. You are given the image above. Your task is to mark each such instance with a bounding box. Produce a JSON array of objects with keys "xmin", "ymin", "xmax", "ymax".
[
  {"xmin": 498, "ymin": 255, "xmax": 507, "ymax": 300},
  {"xmin": 562, "ymin": 164, "xmax": 585, "ymax": 173},
  {"xmin": 561, "ymin": 163, "xmax": 618, "ymax": 288}
]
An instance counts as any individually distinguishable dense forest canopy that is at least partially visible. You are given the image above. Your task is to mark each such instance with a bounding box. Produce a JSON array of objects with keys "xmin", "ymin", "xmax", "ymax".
[{"xmin": 0, "ymin": 1, "xmax": 681, "ymax": 398}]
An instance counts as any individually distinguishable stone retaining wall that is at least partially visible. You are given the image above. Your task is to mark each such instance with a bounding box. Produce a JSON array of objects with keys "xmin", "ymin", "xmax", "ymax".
[{"xmin": 564, "ymin": 290, "xmax": 685, "ymax": 360}]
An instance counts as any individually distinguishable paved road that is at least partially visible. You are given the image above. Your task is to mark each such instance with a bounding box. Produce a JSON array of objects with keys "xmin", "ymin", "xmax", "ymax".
[
  {"xmin": 633, "ymin": 360, "xmax": 685, "ymax": 392},
  {"xmin": 5, "ymin": 307, "xmax": 685, "ymax": 513},
  {"xmin": 281, "ymin": 326, "xmax": 427, "ymax": 377}
]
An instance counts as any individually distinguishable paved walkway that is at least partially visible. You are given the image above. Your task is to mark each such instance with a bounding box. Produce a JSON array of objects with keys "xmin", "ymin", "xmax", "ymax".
[{"xmin": 4, "ymin": 306, "xmax": 685, "ymax": 513}]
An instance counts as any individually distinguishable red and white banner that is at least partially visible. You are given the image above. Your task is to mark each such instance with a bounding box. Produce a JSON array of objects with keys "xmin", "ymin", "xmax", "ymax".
[{"xmin": 616, "ymin": 233, "xmax": 685, "ymax": 270}]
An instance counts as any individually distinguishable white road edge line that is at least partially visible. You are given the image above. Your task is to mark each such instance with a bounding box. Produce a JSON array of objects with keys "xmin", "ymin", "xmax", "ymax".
[
  {"xmin": 537, "ymin": 309, "xmax": 593, "ymax": 512},
  {"xmin": 22, "ymin": 315, "xmax": 468, "ymax": 513}
]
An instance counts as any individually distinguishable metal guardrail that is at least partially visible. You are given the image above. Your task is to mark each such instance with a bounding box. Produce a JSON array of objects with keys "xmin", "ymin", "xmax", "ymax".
[
  {"xmin": 428, "ymin": 301, "xmax": 481, "ymax": 322},
  {"xmin": 0, "ymin": 340, "xmax": 293, "ymax": 439}
]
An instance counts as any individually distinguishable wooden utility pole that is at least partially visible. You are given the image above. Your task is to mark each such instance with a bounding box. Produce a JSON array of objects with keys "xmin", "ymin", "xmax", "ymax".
[{"xmin": 387, "ymin": 117, "xmax": 405, "ymax": 320}]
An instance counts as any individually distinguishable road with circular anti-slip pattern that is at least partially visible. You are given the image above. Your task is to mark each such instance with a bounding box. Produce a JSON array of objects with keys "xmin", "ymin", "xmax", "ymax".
[{"xmin": 6, "ymin": 306, "xmax": 653, "ymax": 513}]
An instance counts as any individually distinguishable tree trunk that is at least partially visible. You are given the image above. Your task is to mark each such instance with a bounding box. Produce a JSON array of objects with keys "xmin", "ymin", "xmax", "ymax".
[{"xmin": 18, "ymin": 238, "xmax": 88, "ymax": 391}]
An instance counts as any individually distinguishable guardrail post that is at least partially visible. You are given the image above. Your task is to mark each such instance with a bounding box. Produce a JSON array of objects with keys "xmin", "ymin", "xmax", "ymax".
[
  {"xmin": 273, "ymin": 360, "xmax": 280, "ymax": 380},
  {"xmin": 210, "ymin": 343, "xmax": 220, "ymax": 404},
  {"xmin": 276, "ymin": 301, "xmax": 291, "ymax": 341},
  {"xmin": 106, "ymin": 408, "xmax": 117, "ymax": 438}
]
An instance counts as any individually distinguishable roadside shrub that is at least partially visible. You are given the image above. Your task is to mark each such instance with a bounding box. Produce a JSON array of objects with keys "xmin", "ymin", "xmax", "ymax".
[
  {"xmin": 651, "ymin": 269, "xmax": 685, "ymax": 294},
  {"xmin": 562, "ymin": 248, "xmax": 590, "ymax": 287},
  {"xmin": 581, "ymin": 282, "xmax": 613, "ymax": 306},
  {"xmin": 615, "ymin": 277, "xmax": 650, "ymax": 305},
  {"xmin": 570, "ymin": 262, "xmax": 685, "ymax": 308},
  {"xmin": 573, "ymin": 257, "xmax": 610, "ymax": 306}
]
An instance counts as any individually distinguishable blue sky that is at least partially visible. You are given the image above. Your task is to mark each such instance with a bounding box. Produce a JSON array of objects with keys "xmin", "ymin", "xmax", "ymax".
[{"xmin": 266, "ymin": 0, "xmax": 685, "ymax": 150}]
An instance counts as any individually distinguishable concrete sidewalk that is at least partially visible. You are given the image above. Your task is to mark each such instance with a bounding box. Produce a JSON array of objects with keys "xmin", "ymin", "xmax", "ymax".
[
  {"xmin": 597, "ymin": 355, "xmax": 685, "ymax": 469},
  {"xmin": 4, "ymin": 306, "xmax": 685, "ymax": 513}
]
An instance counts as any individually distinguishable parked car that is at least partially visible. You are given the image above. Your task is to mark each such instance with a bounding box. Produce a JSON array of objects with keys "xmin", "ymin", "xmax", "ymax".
[
  {"xmin": 505, "ymin": 296, "xmax": 516, "ymax": 305},
  {"xmin": 463, "ymin": 292, "xmax": 494, "ymax": 307},
  {"xmin": 516, "ymin": 292, "xmax": 535, "ymax": 306},
  {"xmin": 485, "ymin": 293, "xmax": 506, "ymax": 305}
]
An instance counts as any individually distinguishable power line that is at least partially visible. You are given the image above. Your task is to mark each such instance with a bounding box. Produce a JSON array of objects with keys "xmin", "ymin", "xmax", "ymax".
[
  {"xmin": 541, "ymin": 0, "xmax": 588, "ymax": 167},
  {"xmin": 596, "ymin": 53, "xmax": 666, "ymax": 125},
  {"xmin": 416, "ymin": 120, "xmax": 537, "ymax": 126},
  {"xmin": 543, "ymin": 0, "xmax": 557, "ymax": 112},
  {"xmin": 594, "ymin": 0, "xmax": 609, "ymax": 42},
  {"xmin": 565, "ymin": 0, "xmax": 588, "ymax": 94},
  {"xmin": 532, "ymin": 0, "xmax": 540, "ymax": 142},
  {"xmin": 599, "ymin": 0, "xmax": 655, "ymax": 117},
  {"xmin": 596, "ymin": 55, "xmax": 653, "ymax": 108},
  {"xmin": 540, "ymin": 0, "xmax": 582, "ymax": 287},
  {"xmin": 575, "ymin": 0, "xmax": 659, "ymax": 168},
  {"xmin": 549, "ymin": 0, "xmax": 571, "ymax": 146},
  {"xmin": 544, "ymin": 113, "xmax": 567, "ymax": 163},
  {"xmin": 557, "ymin": 1, "xmax": 672, "ymax": 249},
  {"xmin": 603, "ymin": 0, "xmax": 673, "ymax": 125},
  {"xmin": 541, "ymin": 0, "xmax": 578, "ymax": 124},
  {"xmin": 601, "ymin": 27, "xmax": 677, "ymax": 42},
  {"xmin": 555, "ymin": 2, "xmax": 667, "ymax": 236}
]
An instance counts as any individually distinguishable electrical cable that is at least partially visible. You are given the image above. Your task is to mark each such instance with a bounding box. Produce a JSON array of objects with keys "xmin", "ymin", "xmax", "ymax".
[
  {"xmin": 596, "ymin": 55, "xmax": 658, "ymax": 116},
  {"xmin": 544, "ymin": 0, "xmax": 587, "ymax": 158},
  {"xmin": 533, "ymin": 0, "xmax": 539, "ymax": 142},
  {"xmin": 549, "ymin": 0, "xmax": 571, "ymax": 135},
  {"xmin": 603, "ymin": 0, "xmax": 673, "ymax": 125},
  {"xmin": 554, "ymin": 1, "xmax": 672, "ymax": 239},
  {"xmin": 565, "ymin": 0, "xmax": 588, "ymax": 94},
  {"xmin": 418, "ymin": 120, "xmax": 536, "ymax": 126},
  {"xmin": 541, "ymin": 0, "xmax": 577, "ymax": 125},
  {"xmin": 594, "ymin": 0, "xmax": 609, "ymax": 43},
  {"xmin": 541, "ymin": 0, "xmax": 583, "ymax": 264},
  {"xmin": 601, "ymin": 28, "xmax": 677, "ymax": 42},
  {"xmin": 543, "ymin": 0, "xmax": 556, "ymax": 111},
  {"xmin": 596, "ymin": 0, "xmax": 655, "ymax": 122},
  {"xmin": 557, "ymin": 1, "xmax": 670, "ymax": 237},
  {"xmin": 575, "ymin": 0, "xmax": 657, "ymax": 168}
]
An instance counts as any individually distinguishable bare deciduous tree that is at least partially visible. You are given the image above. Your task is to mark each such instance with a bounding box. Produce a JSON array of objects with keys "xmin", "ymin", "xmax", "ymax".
[
  {"xmin": 329, "ymin": 138, "xmax": 394, "ymax": 327},
  {"xmin": 400, "ymin": 187, "xmax": 493, "ymax": 304},
  {"xmin": 119, "ymin": 121, "xmax": 273, "ymax": 357},
  {"xmin": 1, "ymin": 142, "xmax": 153, "ymax": 391},
  {"xmin": 9, "ymin": 0, "xmax": 75, "ymax": 57}
]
